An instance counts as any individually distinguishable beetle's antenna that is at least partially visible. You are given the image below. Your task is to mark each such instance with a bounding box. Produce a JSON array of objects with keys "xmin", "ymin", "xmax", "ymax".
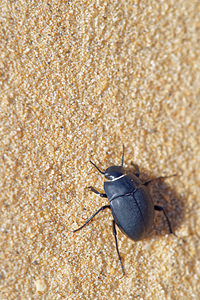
[
  {"xmin": 90, "ymin": 160, "xmax": 105, "ymax": 174},
  {"xmin": 121, "ymin": 145, "xmax": 125, "ymax": 167}
]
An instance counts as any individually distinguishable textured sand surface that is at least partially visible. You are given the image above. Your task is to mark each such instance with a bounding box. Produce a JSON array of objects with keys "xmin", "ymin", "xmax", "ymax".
[{"xmin": 0, "ymin": 1, "xmax": 199, "ymax": 299}]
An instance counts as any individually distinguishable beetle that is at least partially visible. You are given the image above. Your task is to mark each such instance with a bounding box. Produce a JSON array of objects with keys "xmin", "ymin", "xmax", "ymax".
[{"xmin": 74, "ymin": 146, "xmax": 175, "ymax": 275}]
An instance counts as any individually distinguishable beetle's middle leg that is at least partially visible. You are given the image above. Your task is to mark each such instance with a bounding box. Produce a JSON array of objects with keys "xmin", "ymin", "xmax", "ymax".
[
  {"xmin": 88, "ymin": 186, "xmax": 107, "ymax": 198},
  {"xmin": 112, "ymin": 220, "xmax": 125, "ymax": 275},
  {"xmin": 74, "ymin": 205, "xmax": 111, "ymax": 232}
]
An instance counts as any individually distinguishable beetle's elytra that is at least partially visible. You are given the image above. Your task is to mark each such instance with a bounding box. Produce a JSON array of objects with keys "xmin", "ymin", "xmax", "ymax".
[{"xmin": 74, "ymin": 146, "xmax": 175, "ymax": 275}]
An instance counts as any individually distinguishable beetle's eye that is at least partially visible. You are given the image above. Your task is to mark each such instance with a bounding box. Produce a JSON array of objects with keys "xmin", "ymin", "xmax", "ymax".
[{"xmin": 104, "ymin": 173, "xmax": 112, "ymax": 180}]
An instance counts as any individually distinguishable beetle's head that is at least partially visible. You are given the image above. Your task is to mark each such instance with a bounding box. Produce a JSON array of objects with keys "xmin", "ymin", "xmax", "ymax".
[
  {"xmin": 90, "ymin": 161, "xmax": 124, "ymax": 181},
  {"xmin": 104, "ymin": 166, "xmax": 124, "ymax": 181},
  {"xmin": 90, "ymin": 145, "xmax": 125, "ymax": 181}
]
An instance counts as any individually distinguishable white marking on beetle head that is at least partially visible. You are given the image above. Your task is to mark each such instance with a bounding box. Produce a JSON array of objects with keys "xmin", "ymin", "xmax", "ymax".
[{"xmin": 110, "ymin": 174, "xmax": 125, "ymax": 182}]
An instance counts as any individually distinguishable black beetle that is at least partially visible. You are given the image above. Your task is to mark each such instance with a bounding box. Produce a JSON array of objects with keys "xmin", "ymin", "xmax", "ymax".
[{"xmin": 74, "ymin": 146, "xmax": 175, "ymax": 275}]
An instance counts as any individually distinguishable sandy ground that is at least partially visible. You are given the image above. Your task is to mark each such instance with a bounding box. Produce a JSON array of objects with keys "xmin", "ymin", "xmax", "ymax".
[{"xmin": 0, "ymin": 1, "xmax": 200, "ymax": 299}]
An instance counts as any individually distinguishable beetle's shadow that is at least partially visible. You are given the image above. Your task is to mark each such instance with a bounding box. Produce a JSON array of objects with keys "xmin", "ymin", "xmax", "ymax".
[{"xmin": 126, "ymin": 167, "xmax": 184, "ymax": 238}]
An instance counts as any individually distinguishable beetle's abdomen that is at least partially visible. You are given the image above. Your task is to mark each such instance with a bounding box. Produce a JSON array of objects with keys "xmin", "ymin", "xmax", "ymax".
[{"xmin": 110, "ymin": 187, "xmax": 154, "ymax": 241}]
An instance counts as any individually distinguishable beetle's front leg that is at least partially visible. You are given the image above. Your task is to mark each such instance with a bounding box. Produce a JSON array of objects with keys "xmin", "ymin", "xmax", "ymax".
[
  {"xmin": 131, "ymin": 162, "xmax": 140, "ymax": 177},
  {"xmin": 88, "ymin": 186, "xmax": 107, "ymax": 198},
  {"xmin": 144, "ymin": 174, "xmax": 176, "ymax": 186}
]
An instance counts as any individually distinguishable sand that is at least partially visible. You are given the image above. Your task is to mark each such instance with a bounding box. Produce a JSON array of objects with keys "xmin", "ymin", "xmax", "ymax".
[{"xmin": 0, "ymin": 1, "xmax": 199, "ymax": 299}]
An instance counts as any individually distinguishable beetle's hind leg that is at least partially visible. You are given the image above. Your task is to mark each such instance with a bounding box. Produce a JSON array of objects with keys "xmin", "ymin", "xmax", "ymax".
[
  {"xmin": 154, "ymin": 205, "xmax": 176, "ymax": 236},
  {"xmin": 74, "ymin": 205, "xmax": 111, "ymax": 232},
  {"xmin": 88, "ymin": 186, "xmax": 107, "ymax": 198},
  {"xmin": 112, "ymin": 220, "xmax": 125, "ymax": 275}
]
